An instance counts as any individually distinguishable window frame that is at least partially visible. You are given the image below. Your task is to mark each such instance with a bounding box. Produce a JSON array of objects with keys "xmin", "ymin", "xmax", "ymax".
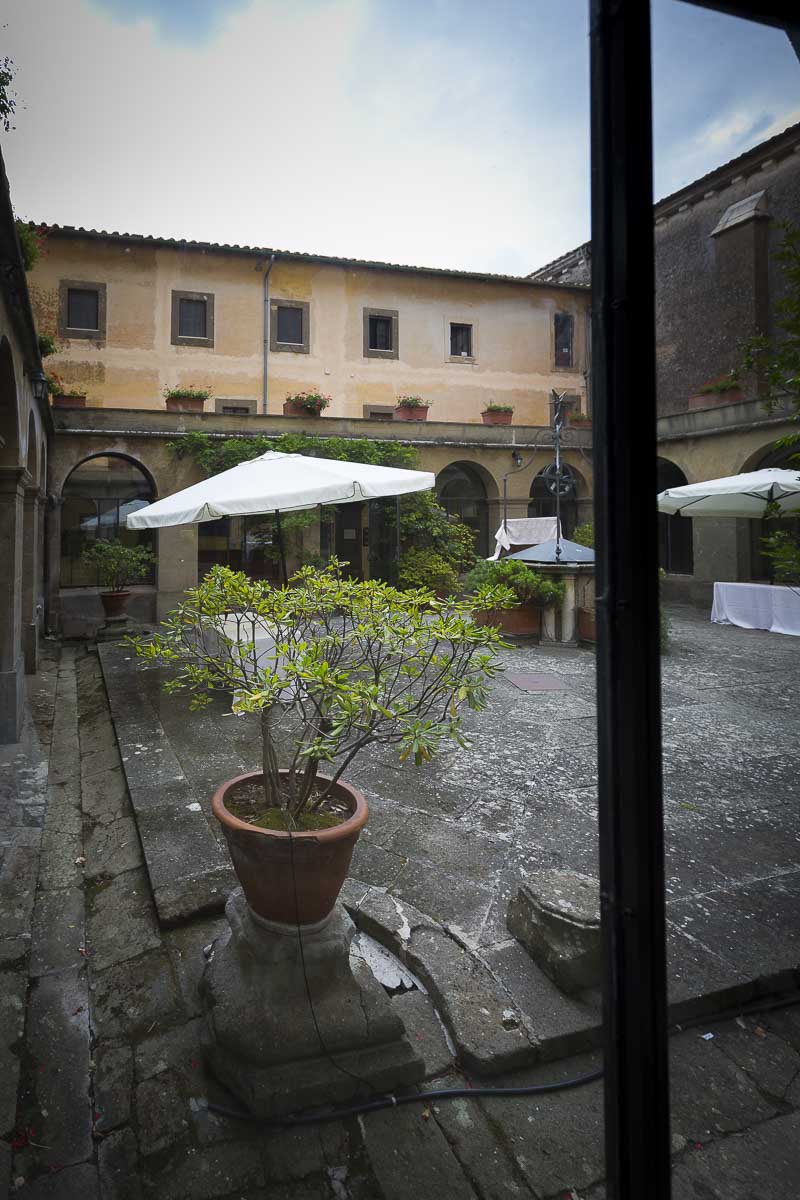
[
  {"xmin": 269, "ymin": 300, "xmax": 310, "ymax": 355},
  {"xmin": 363, "ymin": 307, "xmax": 399, "ymax": 360},
  {"xmin": 553, "ymin": 311, "xmax": 575, "ymax": 370},
  {"xmin": 170, "ymin": 290, "xmax": 215, "ymax": 348},
  {"xmin": 447, "ymin": 319, "xmax": 477, "ymax": 363},
  {"xmin": 215, "ymin": 397, "xmax": 258, "ymax": 415},
  {"xmin": 58, "ymin": 280, "xmax": 107, "ymax": 342}
]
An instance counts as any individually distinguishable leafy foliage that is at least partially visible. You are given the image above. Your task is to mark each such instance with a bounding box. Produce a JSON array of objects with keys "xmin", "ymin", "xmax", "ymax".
[
  {"xmin": 285, "ymin": 391, "xmax": 331, "ymax": 414},
  {"xmin": 1, "ymin": 55, "xmax": 17, "ymax": 132},
  {"xmin": 463, "ymin": 558, "xmax": 566, "ymax": 606},
  {"xmin": 81, "ymin": 539, "xmax": 155, "ymax": 591},
  {"xmin": 38, "ymin": 334, "xmax": 57, "ymax": 358},
  {"xmin": 484, "ymin": 403, "xmax": 514, "ymax": 413},
  {"xmin": 163, "ymin": 385, "xmax": 212, "ymax": 402},
  {"xmin": 132, "ymin": 561, "xmax": 512, "ymax": 820},
  {"xmin": 761, "ymin": 528, "xmax": 800, "ymax": 585},
  {"xmin": 15, "ymin": 221, "xmax": 44, "ymax": 271},
  {"xmin": 571, "ymin": 521, "xmax": 594, "ymax": 548},
  {"xmin": 46, "ymin": 372, "xmax": 84, "ymax": 398},
  {"xmin": 398, "ymin": 548, "xmax": 460, "ymax": 595},
  {"xmin": 396, "ymin": 395, "xmax": 428, "ymax": 409}
]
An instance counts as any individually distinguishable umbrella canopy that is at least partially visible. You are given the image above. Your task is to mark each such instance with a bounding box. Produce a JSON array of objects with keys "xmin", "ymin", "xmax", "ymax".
[
  {"xmin": 126, "ymin": 451, "xmax": 435, "ymax": 529},
  {"xmin": 657, "ymin": 468, "xmax": 800, "ymax": 518},
  {"xmin": 509, "ymin": 538, "xmax": 595, "ymax": 564}
]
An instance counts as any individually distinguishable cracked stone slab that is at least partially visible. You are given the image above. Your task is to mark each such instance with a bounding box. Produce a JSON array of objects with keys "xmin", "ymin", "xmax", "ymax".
[
  {"xmin": 360, "ymin": 1101, "xmax": 478, "ymax": 1200},
  {"xmin": 346, "ymin": 886, "xmax": 536, "ymax": 1075},
  {"xmin": 671, "ymin": 1110, "xmax": 800, "ymax": 1200},
  {"xmin": 90, "ymin": 948, "xmax": 184, "ymax": 1041},
  {"xmin": 669, "ymin": 1029, "xmax": 779, "ymax": 1141},
  {"xmin": 141, "ymin": 1140, "xmax": 265, "ymax": 1199},
  {"xmin": 98, "ymin": 647, "xmax": 235, "ymax": 926},
  {"xmin": 86, "ymin": 868, "xmax": 162, "ymax": 972},
  {"xmin": 94, "ymin": 1041, "xmax": 134, "ymax": 1133},
  {"xmin": 97, "ymin": 1127, "xmax": 142, "ymax": 1200},
  {"xmin": 0, "ymin": 968, "xmax": 27, "ymax": 1132},
  {"xmin": 84, "ymin": 815, "xmax": 144, "ymax": 881},
  {"xmin": 14, "ymin": 1162, "xmax": 100, "ymax": 1199}
]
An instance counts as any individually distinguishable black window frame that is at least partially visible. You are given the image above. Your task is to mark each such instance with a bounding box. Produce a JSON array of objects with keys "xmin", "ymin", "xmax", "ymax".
[
  {"xmin": 363, "ymin": 308, "xmax": 399, "ymax": 359},
  {"xmin": 449, "ymin": 322, "xmax": 474, "ymax": 360},
  {"xmin": 554, "ymin": 311, "xmax": 575, "ymax": 368},
  {"xmin": 170, "ymin": 290, "xmax": 215, "ymax": 348},
  {"xmin": 270, "ymin": 300, "xmax": 310, "ymax": 355},
  {"xmin": 58, "ymin": 280, "xmax": 107, "ymax": 342}
]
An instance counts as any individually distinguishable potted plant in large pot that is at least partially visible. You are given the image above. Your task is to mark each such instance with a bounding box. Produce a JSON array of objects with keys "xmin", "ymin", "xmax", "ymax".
[
  {"xmin": 81, "ymin": 539, "xmax": 155, "ymax": 621},
  {"xmin": 464, "ymin": 557, "xmax": 565, "ymax": 639},
  {"xmin": 481, "ymin": 403, "xmax": 514, "ymax": 426},
  {"xmin": 164, "ymin": 385, "xmax": 211, "ymax": 413},
  {"xmin": 133, "ymin": 561, "xmax": 511, "ymax": 926},
  {"xmin": 393, "ymin": 395, "xmax": 430, "ymax": 421},
  {"xmin": 282, "ymin": 390, "xmax": 331, "ymax": 417}
]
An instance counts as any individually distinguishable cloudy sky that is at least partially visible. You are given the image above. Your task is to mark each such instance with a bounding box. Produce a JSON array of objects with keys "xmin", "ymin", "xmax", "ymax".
[{"xmin": 3, "ymin": 0, "xmax": 799, "ymax": 275}]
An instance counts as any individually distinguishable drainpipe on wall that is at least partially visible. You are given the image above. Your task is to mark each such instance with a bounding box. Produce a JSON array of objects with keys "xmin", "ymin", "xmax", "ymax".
[{"xmin": 262, "ymin": 253, "xmax": 277, "ymax": 416}]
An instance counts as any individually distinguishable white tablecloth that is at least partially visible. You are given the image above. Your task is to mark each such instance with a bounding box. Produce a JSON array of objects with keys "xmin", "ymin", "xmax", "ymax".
[
  {"xmin": 711, "ymin": 582, "xmax": 800, "ymax": 637},
  {"xmin": 490, "ymin": 517, "xmax": 559, "ymax": 559}
]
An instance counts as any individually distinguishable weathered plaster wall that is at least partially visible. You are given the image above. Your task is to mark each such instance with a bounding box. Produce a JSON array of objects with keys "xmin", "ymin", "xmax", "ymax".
[
  {"xmin": 29, "ymin": 237, "xmax": 589, "ymax": 423},
  {"xmin": 655, "ymin": 147, "xmax": 800, "ymax": 416}
]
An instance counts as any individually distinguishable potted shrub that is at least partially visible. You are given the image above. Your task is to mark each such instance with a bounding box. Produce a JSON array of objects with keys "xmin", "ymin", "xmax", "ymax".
[
  {"xmin": 393, "ymin": 395, "xmax": 429, "ymax": 422},
  {"xmin": 398, "ymin": 548, "xmax": 460, "ymax": 597},
  {"xmin": 688, "ymin": 376, "xmax": 743, "ymax": 409},
  {"xmin": 464, "ymin": 558, "xmax": 566, "ymax": 638},
  {"xmin": 481, "ymin": 403, "xmax": 514, "ymax": 426},
  {"xmin": 133, "ymin": 561, "xmax": 510, "ymax": 926},
  {"xmin": 283, "ymin": 391, "xmax": 331, "ymax": 417},
  {"xmin": 47, "ymin": 373, "xmax": 86, "ymax": 408},
  {"xmin": 81, "ymin": 539, "xmax": 155, "ymax": 621},
  {"xmin": 164, "ymin": 385, "xmax": 211, "ymax": 413}
]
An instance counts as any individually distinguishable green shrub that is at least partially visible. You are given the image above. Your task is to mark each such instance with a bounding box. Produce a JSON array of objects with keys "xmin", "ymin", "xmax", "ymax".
[
  {"xmin": 15, "ymin": 220, "xmax": 43, "ymax": 271},
  {"xmin": 163, "ymin": 385, "xmax": 212, "ymax": 402},
  {"xmin": 398, "ymin": 548, "xmax": 460, "ymax": 595},
  {"xmin": 38, "ymin": 333, "xmax": 58, "ymax": 358},
  {"xmin": 572, "ymin": 521, "xmax": 594, "ymax": 548},
  {"xmin": 81, "ymin": 539, "xmax": 155, "ymax": 591},
  {"xmin": 396, "ymin": 395, "xmax": 428, "ymax": 409},
  {"xmin": 484, "ymin": 403, "xmax": 514, "ymax": 413},
  {"xmin": 463, "ymin": 558, "xmax": 566, "ymax": 606},
  {"xmin": 761, "ymin": 529, "xmax": 800, "ymax": 584}
]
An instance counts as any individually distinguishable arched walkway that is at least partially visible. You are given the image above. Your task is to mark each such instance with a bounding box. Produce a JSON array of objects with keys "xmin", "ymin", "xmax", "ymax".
[
  {"xmin": 60, "ymin": 453, "xmax": 157, "ymax": 587},
  {"xmin": 436, "ymin": 461, "xmax": 492, "ymax": 558},
  {"xmin": 528, "ymin": 463, "xmax": 584, "ymax": 538},
  {"xmin": 742, "ymin": 443, "xmax": 799, "ymax": 581},
  {"xmin": 657, "ymin": 458, "xmax": 694, "ymax": 575}
]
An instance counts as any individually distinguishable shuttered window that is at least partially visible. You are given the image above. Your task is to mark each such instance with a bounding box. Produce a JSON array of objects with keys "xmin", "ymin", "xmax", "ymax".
[
  {"xmin": 276, "ymin": 306, "xmax": 303, "ymax": 345},
  {"xmin": 368, "ymin": 315, "xmax": 393, "ymax": 351},
  {"xmin": 554, "ymin": 312, "xmax": 574, "ymax": 368},
  {"xmin": 450, "ymin": 323, "xmax": 473, "ymax": 357},
  {"xmin": 67, "ymin": 288, "xmax": 100, "ymax": 331},
  {"xmin": 178, "ymin": 298, "xmax": 208, "ymax": 339}
]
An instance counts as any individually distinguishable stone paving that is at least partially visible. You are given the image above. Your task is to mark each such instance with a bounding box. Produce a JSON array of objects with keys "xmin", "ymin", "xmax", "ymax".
[{"xmin": 0, "ymin": 607, "xmax": 799, "ymax": 1198}]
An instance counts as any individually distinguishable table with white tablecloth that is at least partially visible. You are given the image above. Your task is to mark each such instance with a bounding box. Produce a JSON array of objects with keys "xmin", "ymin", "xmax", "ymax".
[{"xmin": 711, "ymin": 581, "xmax": 800, "ymax": 637}]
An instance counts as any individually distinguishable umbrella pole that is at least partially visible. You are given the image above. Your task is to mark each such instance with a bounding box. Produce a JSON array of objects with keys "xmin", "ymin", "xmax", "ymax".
[
  {"xmin": 395, "ymin": 496, "xmax": 401, "ymax": 584},
  {"xmin": 275, "ymin": 510, "xmax": 288, "ymax": 585}
]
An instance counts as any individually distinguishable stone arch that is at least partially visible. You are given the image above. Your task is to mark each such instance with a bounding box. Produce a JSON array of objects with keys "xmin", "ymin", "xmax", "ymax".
[
  {"xmin": 528, "ymin": 462, "xmax": 582, "ymax": 537},
  {"xmin": 738, "ymin": 442, "xmax": 799, "ymax": 580},
  {"xmin": 436, "ymin": 460, "xmax": 493, "ymax": 557},
  {"xmin": 59, "ymin": 452, "xmax": 157, "ymax": 588},
  {"xmin": 657, "ymin": 457, "xmax": 693, "ymax": 575},
  {"xmin": 0, "ymin": 335, "xmax": 21, "ymax": 468}
]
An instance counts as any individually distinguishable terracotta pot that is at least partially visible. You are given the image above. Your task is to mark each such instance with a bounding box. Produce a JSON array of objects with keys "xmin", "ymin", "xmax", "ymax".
[
  {"xmin": 481, "ymin": 410, "xmax": 513, "ymax": 425},
  {"xmin": 577, "ymin": 606, "xmax": 596, "ymax": 643},
  {"xmin": 165, "ymin": 395, "xmax": 206, "ymax": 413},
  {"xmin": 283, "ymin": 400, "xmax": 324, "ymax": 417},
  {"xmin": 100, "ymin": 590, "xmax": 131, "ymax": 620},
  {"xmin": 569, "ymin": 418, "xmax": 592, "ymax": 430},
  {"xmin": 688, "ymin": 387, "xmax": 743, "ymax": 410},
  {"xmin": 475, "ymin": 604, "xmax": 542, "ymax": 638},
  {"xmin": 52, "ymin": 394, "xmax": 87, "ymax": 408},
  {"xmin": 393, "ymin": 406, "xmax": 429, "ymax": 422},
  {"xmin": 212, "ymin": 771, "xmax": 369, "ymax": 926}
]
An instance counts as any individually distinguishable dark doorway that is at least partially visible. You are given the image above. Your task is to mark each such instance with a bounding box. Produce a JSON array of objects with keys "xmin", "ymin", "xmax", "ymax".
[
  {"xmin": 335, "ymin": 503, "xmax": 364, "ymax": 578},
  {"xmin": 436, "ymin": 463, "xmax": 490, "ymax": 557},
  {"xmin": 656, "ymin": 459, "xmax": 693, "ymax": 575}
]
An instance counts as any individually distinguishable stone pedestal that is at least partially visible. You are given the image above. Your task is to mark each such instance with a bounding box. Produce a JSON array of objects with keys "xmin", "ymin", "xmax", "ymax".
[
  {"xmin": 507, "ymin": 870, "xmax": 601, "ymax": 996},
  {"xmin": 202, "ymin": 888, "xmax": 424, "ymax": 1117}
]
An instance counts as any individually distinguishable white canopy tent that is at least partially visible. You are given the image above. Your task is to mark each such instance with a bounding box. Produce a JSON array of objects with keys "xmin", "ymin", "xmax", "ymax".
[
  {"xmin": 126, "ymin": 449, "xmax": 435, "ymax": 581},
  {"xmin": 656, "ymin": 467, "xmax": 800, "ymax": 518}
]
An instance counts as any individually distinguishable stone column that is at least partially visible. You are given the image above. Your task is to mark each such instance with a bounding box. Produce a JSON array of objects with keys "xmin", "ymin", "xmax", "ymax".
[
  {"xmin": 156, "ymin": 525, "xmax": 198, "ymax": 622},
  {"xmin": 44, "ymin": 496, "xmax": 63, "ymax": 636},
  {"xmin": 0, "ymin": 467, "xmax": 29, "ymax": 742},
  {"xmin": 22, "ymin": 486, "xmax": 44, "ymax": 674},
  {"xmin": 560, "ymin": 571, "xmax": 577, "ymax": 643}
]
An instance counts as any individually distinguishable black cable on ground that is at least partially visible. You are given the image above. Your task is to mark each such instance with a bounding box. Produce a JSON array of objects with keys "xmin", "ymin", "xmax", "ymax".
[{"xmin": 206, "ymin": 1066, "xmax": 605, "ymax": 1127}]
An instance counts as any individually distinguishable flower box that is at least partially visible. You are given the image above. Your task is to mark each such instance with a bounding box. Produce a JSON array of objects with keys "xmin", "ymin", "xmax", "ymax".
[
  {"xmin": 283, "ymin": 399, "xmax": 325, "ymax": 417},
  {"xmin": 393, "ymin": 405, "xmax": 429, "ymax": 422},
  {"xmin": 481, "ymin": 409, "xmax": 513, "ymax": 426},
  {"xmin": 51, "ymin": 393, "xmax": 87, "ymax": 408},
  {"xmin": 166, "ymin": 395, "xmax": 206, "ymax": 413}
]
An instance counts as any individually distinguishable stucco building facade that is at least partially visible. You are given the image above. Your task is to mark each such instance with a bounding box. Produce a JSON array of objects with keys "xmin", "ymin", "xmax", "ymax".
[{"xmin": 531, "ymin": 121, "xmax": 800, "ymax": 601}]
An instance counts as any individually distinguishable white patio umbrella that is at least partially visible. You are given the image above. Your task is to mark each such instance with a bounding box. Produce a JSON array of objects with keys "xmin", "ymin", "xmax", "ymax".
[
  {"xmin": 126, "ymin": 450, "xmax": 435, "ymax": 580},
  {"xmin": 657, "ymin": 467, "xmax": 800, "ymax": 518}
]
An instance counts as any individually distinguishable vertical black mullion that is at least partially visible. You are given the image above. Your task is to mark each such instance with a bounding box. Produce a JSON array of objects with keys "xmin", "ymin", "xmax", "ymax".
[{"xmin": 590, "ymin": 2, "xmax": 671, "ymax": 1199}]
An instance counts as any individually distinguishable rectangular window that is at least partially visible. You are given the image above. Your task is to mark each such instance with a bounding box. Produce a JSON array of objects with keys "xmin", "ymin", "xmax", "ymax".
[
  {"xmin": 450, "ymin": 323, "xmax": 473, "ymax": 357},
  {"xmin": 178, "ymin": 297, "xmax": 207, "ymax": 339},
  {"xmin": 171, "ymin": 290, "xmax": 215, "ymax": 348},
  {"xmin": 554, "ymin": 312, "xmax": 574, "ymax": 368},
  {"xmin": 369, "ymin": 316, "xmax": 393, "ymax": 351},
  {"xmin": 67, "ymin": 288, "xmax": 99, "ymax": 331},
  {"xmin": 58, "ymin": 280, "xmax": 107, "ymax": 341},
  {"xmin": 363, "ymin": 308, "xmax": 399, "ymax": 359},
  {"xmin": 222, "ymin": 405, "xmax": 250, "ymax": 415},
  {"xmin": 276, "ymin": 305, "xmax": 303, "ymax": 345},
  {"xmin": 270, "ymin": 300, "xmax": 310, "ymax": 354}
]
